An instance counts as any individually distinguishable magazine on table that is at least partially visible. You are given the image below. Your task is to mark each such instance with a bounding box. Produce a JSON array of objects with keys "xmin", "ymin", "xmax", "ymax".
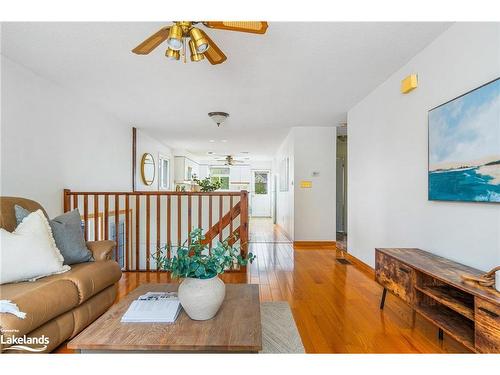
[{"xmin": 121, "ymin": 292, "xmax": 182, "ymax": 323}]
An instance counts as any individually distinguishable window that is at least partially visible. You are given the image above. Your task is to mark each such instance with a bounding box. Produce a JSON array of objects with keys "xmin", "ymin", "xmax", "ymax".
[
  {"xmin": 254, "ymin": 172, "xmax": 268, "ymax": 194},
  {"xmin": 158, "ymin": 156, "xmax": 170, "ymax": 190},
  {"xmin": 210, "ymin": 167, "xmax": 230, "ymax": 175},
  {"xmin": 210, "ymin": 167, "xmax": 230, "ymax": 190},
  {"xmin": 210, "ymin": 176, "xmax": 230, "ymax": 190}
]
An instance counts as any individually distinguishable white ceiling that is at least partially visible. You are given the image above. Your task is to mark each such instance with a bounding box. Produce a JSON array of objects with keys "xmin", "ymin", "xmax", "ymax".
[{"xmin": 1, "ymin": 22, "xmax": 451, "ymax": 160}]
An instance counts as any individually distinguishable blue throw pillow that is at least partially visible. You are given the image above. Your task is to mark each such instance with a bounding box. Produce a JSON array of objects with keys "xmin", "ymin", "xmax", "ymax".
[{"xmin": 15, "ymin": 205, "xmax": 94, "ymax": 265}]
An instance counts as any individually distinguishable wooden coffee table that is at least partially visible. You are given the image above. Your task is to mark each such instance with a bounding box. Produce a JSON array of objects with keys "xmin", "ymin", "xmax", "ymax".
[{"xmin": 68, "ymin": 283, "xmax": 262, "ymax": 353}]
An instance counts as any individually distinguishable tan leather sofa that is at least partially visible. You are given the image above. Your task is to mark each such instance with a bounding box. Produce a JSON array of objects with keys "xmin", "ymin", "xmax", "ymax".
[{"xmin": 0, "ymin": 197, "xmax": 122, "ymax": 353}]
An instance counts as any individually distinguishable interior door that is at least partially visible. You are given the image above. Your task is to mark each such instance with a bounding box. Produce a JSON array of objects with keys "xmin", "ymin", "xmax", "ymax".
[{"xmin": 251, "ymin": 170, "xmax": 271, "ymax": 217}]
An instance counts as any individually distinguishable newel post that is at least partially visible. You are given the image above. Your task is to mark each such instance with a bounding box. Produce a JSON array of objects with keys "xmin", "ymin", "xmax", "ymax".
[
  {"xmin": 63, "ymin": 189, "xmax": 71, "ymax": 213},
  {"xmin": 239, "ymin": 190, "xmax": 249, "ymax": 272}
]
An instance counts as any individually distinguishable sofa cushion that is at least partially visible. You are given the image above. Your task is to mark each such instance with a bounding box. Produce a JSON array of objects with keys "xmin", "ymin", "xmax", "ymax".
[
  {"xmin": 0, "ymin": 210, "xmax": 71, "ymax": 284},
  {"xmin": 0, "ymin": 278, "xmax": 79, "ymax": 338},
  {"xmin": 58, "ymin": 261, "xmax": 121, "ymax": 304},
  {"xmin": 15, "ymin": 206, "xmax": 93, "ymax": 265},
  {"xmin": 70, "ymin": 285, "xmax": 117, "ymax": 338}
]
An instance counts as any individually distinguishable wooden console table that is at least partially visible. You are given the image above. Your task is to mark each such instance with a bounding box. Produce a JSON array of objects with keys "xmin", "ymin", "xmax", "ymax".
[{"xmin": 375, "ymin": 248, "xmax": 500, "ymax": 353}]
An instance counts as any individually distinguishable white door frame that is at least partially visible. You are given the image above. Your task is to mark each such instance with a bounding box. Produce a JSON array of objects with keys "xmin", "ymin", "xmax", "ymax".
[{"xmin": 250, "ymin": 169, "xmax": 272, "ymax": 217}]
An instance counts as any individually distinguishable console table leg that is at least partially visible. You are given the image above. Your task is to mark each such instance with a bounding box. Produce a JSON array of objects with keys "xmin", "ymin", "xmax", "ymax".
[
  {"xmin": 380, "ymin": 288, "xmax": 387, "ymax": 310},
  {"xmin": 438, "ymin": 328, "xmax": 444, "ymax": 341}
]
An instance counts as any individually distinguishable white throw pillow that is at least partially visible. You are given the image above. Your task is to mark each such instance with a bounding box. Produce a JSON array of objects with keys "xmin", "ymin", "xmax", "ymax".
[{"xmin": 0, "ymin": 209, "xmax": 70, "ymax": 284}]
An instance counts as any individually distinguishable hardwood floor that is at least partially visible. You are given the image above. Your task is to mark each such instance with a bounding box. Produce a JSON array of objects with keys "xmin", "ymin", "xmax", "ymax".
[{"xmin": 56, "ymin": 219, "xmax": 469, "ymax": 353}]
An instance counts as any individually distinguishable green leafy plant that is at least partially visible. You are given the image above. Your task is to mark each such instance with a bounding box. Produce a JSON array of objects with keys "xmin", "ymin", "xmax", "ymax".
[
  {"xmin": 192, "ymin": 174, "xmax": 222, "ymax": 192},
  {"xmin": 154, "ymin": 228, "xmax": 255, "ymax": 279}
]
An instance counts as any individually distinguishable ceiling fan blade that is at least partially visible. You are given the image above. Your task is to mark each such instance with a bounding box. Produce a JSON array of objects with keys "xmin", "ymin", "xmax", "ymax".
[
  {"xmin": 203, "ymin": 21, "xmax": 268, "ymax": 34},
  {"xmin": 199, "ymin": 30, "xmax": 227, "ymax": 65},
  {"xmin": 132, "ymin": 27, "xmax": 170, "ymax": 55}
]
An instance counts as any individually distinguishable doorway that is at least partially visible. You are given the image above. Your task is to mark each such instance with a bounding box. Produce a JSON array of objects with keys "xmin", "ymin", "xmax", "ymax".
[
  {"xmin": 250, "ymin": 170, "xmax": 271, "ymax": 217},
  {"xmin": 336, "ymin": 134, "xmax": 347, "ymax": 250}
]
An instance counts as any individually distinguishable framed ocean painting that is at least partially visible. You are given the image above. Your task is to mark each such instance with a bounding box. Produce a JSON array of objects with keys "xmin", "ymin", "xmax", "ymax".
[{"xmin": 428, "ymin": 78, "xmax": 500, "ymax": 203}]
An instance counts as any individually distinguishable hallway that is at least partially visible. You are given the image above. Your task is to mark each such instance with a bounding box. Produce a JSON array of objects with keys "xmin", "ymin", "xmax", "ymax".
[{"xmin": 249, "ymin": 218, "xmax": 291, "ymax": 243}]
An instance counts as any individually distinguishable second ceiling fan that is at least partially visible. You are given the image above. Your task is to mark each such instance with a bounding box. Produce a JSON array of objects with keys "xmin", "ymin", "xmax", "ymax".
[{"xmin": 132, "ymin": 21, "xmax": 268, "ymax": 65}]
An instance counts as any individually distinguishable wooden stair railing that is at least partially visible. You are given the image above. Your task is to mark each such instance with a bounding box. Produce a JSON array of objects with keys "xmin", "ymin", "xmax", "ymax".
[
  {"xmin": 63, "ymin": 190, "xmax": 249, "ymax": 272},
  {"xmin": 201, "ymin": 201, "xmax": 240, "ymax": 245}
]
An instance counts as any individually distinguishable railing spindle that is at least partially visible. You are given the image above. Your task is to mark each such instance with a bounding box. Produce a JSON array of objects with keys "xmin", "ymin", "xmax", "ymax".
[
  {"xmin": 167, "ymin": 195, "xmax": 171, "ymax": 258},
  {"xmin": 63, "ymin": 189, "xmax": 71, "ymax": 213},
  {"xmin": 240, "ymin": 191, "xmax": 249, "ymax": 263},
  {"xmin": 188, "ymin": 195, "xmax": 192, "ymax": 240},
  {"xmin": 198, "ymin": 195, "xmax": 202, "ymax": 229},
  {"xmin": 230, "ymin": 196, "xmax": 234, "ymax": 238},
  {"xmin": 104, "ymin": 195, "xmax": 109, "ymax": 240},
  {"xmin": 135, "ymin": 195, "xmax": 140, "ymax": 271},
  {"xmin": 83, "ymin": 195, "xmax": 89, "ymax": 241},
  {"xmin": 209, "ymin": 195, "xmax": 213, "ymax": 249},
  {"xmin": 177, "ymin": 195, "xmax": 181, "ymax": 246},
  {"xmin": 93, "ymin": 194, "xmax": 99, "ymax": 241},
  {"xmin": 146, "ymin": 194, "xmax": 150, "ymax": 272},
  {"xmin": 156, "ymin": 195, "xmax": 160, "ymax": 272},
  {"xmin": 114, "ymin": 194, "xmax": 119, "ymax": 262},
  {"xmin": 125, "ymin": 194, "xmax": 130, "ymax": 271},
  {"xmin": 219, "ymin": 195, "xmax": 223, "ymax": 242}
]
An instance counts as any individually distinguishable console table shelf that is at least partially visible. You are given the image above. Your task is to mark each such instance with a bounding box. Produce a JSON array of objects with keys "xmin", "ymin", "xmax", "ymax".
[
  {"xmin": 415, "ymin": 285, "xmax": 474, "ymax": 320},
  {"xmin": 375, "ymin": 248, "xmax": 500, "ymax": 353},
  {"xmin": 415, "ymin": 304, "xmax": 475, "ymax": 351}
]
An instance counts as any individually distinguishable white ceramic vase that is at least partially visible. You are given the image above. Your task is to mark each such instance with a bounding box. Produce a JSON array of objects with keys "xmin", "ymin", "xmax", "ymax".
[{"xmin": 178, "ymin": 276, "xmax": 226, "ymax": 320}]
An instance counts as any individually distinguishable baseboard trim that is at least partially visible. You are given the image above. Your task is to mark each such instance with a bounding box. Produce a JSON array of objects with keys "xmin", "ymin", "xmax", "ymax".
[
  {"xmin": 343, "ymin": 251, "xmax": 375, "ymax": 277},
  {"xmin": 293, "ymin": 241, "xmax": 336, "ymax": 249}
]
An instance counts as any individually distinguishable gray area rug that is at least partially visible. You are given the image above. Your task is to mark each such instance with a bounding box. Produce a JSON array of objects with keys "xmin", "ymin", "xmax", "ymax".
[{"xmin": 260, "ymin": 301, "xmax": 305, "ymax": 353}]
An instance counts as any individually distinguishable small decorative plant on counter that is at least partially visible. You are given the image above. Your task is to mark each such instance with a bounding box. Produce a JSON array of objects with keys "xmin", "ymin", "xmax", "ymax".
[
  {"xmin": 192, "ymin": 174, "xmax": 222, "ymax": 192},
  {"xmin": 154, "ymin": 228, "xmax": 255, "ymax": 320}
]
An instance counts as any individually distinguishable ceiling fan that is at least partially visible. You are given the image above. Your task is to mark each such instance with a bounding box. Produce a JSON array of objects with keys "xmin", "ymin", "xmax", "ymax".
[
  {"xmin": 212, "ymin": 154, "xmax": 249, "ymax": 166},
  {"xmin": 132, "ymin": 21, "xmax": 268, "ymax": 65}
]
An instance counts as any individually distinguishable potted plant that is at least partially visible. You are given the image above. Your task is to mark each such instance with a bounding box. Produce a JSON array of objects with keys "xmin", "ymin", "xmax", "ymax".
[
  {"xmin": 192, "ymin": 174, "xmax": 222, "ymax": 192},
  {"xmin": 154, "ymin": 228, "xmax": 255, "ymax": 320}
]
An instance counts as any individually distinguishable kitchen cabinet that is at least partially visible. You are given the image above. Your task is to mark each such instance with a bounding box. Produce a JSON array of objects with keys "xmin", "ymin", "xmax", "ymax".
[
  {"xmin": 229, "ymin": 166, "xmax": 251, "ymax": 183},
  {"xmin": 174, "ymin": 156, "xmax": 199, "ymax": 182}
]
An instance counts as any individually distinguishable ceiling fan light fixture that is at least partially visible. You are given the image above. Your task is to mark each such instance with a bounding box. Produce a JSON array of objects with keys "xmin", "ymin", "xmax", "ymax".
[
  {"xmin": 166, "ymin": 24, "xmax": 184, "ymax": 51},
  {"xmin": 189, "ymin": 28, "xmax": 210, "ymax": 53},
  {"xmin": 208, "ymin": 112, "xmax": 229, "ymax": 127},
  {"xmin": 165, "ymin": 48, "xmax": 180, "ymax": 60},
  {"xmin": 189, "ymin": 40, "xmax": 205, "ymax": 62}
]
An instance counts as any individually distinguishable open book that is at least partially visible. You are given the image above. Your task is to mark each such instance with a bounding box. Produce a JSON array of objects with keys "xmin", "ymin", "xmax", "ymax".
[{"xmin": 121, "ymin": 292, "xmax": 182, "ymax": 323}]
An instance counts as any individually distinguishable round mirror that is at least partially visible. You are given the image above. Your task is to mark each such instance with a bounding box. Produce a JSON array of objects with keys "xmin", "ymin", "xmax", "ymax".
[{"xmin": 141, "ymin": 153, "xmax": 155, "ymax": 186}]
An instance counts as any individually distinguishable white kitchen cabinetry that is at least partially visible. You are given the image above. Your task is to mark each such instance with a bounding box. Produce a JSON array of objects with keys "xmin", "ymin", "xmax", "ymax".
[
  {"xmin": 198, "ymin": 164, "xmax": 209, "ymax": 179},
  {"xmin": 229, "ymin": 166, "xmax": 241, "ymax": 182},
  {"xmin": 229, "ymin": 166, "xmax": 251, "ymax": 183},
  {"xmin": 240, "ymin": 166, "xmax": 251, "ymax": 183},
  {"xmin": 174, "ymin": 156, "xmax": 199, "ymax": 182}
]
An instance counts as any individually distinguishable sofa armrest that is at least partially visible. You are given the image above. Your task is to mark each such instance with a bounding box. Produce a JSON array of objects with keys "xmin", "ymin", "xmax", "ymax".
[{"xmin": 86, "ymin": 240, "xmax": 116, "ymax": 261}]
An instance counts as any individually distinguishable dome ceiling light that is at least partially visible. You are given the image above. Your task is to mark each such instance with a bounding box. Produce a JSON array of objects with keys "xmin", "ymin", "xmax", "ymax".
[{"xmin": 208, "ymin": 112, "xmax": 229, "ymax": 127}]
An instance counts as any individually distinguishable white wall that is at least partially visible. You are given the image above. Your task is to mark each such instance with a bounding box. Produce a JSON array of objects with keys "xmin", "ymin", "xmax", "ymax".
[
  {"xmin": 274, "ymin": 131, "xmax": 294, "ymax": 239},
  {"xmin": 1, "ymin": 56, "xmax": 131, "ymax": 216},
  {"xmin": 348, "ymin": 23, "xmax": 500, "ymax": 271},
  {"xmin": 293, "ymin": 127, "xmax": 336, "ymax": 241},
  {"xmin": 135, "ymin": 128, "xmax": 174, "ymax": 191},
  {"xmin": 274, "ymin": 127, "xmax": 337, "ymax": 241}
]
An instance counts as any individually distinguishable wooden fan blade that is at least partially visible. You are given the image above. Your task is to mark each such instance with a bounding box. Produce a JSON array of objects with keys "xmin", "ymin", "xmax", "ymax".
[
  {"xmin": 199, "ymin": 30, "xmax": 227, "ymax": 65},
  {"xmin": 203, "ymin": 21, "xmax": 268, "ymax": 34},
  {"xmin": 132, "ymin": 27, "xmax": 170, "ymax": 55}
]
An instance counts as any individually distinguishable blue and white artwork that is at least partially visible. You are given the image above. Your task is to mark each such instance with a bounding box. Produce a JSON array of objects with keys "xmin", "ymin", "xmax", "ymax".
[{"xmin": 428, "ymin": 78, "xmax": 500, "ymax": 203}]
